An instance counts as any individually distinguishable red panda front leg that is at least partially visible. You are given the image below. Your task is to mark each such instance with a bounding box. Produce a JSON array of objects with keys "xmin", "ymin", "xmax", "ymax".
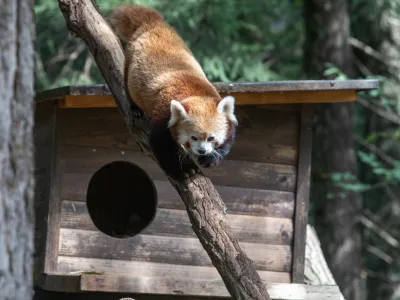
[{"xmin": 149, "ymin": 122, "xmax": 195, "ymax": 180}]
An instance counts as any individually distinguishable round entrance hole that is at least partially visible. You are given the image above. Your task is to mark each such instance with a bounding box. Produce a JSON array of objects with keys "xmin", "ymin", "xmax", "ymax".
[{"xmin": 86, "ymin": 161, "xmax": 158, "ymax": 239}]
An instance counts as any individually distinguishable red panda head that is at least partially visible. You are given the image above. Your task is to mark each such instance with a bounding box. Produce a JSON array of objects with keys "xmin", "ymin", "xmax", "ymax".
[{"xmin": 167, "ymin": 96, "xmax": 238, "ymax": 156}]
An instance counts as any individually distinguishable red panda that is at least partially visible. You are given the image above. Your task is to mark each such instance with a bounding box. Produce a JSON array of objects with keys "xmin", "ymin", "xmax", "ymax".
[{"xmin": 110, "ymin": 4, "xmax": 237, "ymax": 178}]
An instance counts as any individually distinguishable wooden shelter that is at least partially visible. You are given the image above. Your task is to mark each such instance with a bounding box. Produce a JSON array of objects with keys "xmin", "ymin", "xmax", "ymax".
[{"xmin": 33, "ymin": 79, "xmax": 378, "ymax": 299}]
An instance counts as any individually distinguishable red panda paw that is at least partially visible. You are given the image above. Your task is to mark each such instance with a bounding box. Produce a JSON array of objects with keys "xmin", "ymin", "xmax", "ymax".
[{"xmin": 196, "ymin": 154, "xmax": 221, "ymax": 168}]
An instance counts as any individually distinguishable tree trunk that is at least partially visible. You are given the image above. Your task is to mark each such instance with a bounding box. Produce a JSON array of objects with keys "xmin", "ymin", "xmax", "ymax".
[
  {"xmin": 351, "ymin": 2, "xmax": 399, "ymax": 299},
  {"xmin": 57, "ymin": 1, "xmax": 271, "ymax": 299},
  {"xmin": 0, "ymin": 1, "xmax": 35, "ymax": 300},
  {"xmin": 303, "ymin": 1, "xmax": 365, "ymax": 300}
]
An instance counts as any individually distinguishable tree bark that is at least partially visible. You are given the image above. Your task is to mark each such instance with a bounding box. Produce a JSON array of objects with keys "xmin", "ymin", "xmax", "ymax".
[
  {"xmin": 303, "ymin": 1, "xmax": 365, "ymax": 300},
  {"xmin": 0, "ymin": 1, "xmax": 35, "ymax": 300},
  {"xmin": 57, "ymin": 1, "xmax": 271, "ymax": 299}
]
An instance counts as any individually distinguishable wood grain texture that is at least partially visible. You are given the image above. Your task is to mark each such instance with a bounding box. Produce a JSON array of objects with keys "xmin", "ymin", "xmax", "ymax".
[
  {"xmin": 79, "ymin": 274, "xmax": 341, "ymax": 299},
  {"xmin": 256, "ymin": 104, "xmax": 302, "ymax": 111},
  {"xmin": 305, "ymin": 225, "xmax": 345, "ymax": 300},
  {"xmin": 33, "ymin": 101, "xmax": 57, "ymax": 282},
  {"xmin": 56, "ymin": 256, "xmax": 291, "ymax": 284},
  {"xmin": 43, "ymin": 108, "xmax": 63, "ymax": 274},
  {"xmin": 60, "ymin": 200, "xmax": 293, "ymax": 245},
  {"xmin": 58, "ymin": 90, "xmax": 357, "ymax": 108},
  {"xmin": 35, "ymin": 79, "xmax": 379, "ymax": 102},
  {"xmin": 61, "ymin": 173, "xmax": 295, "ymax": 218},
  {"xmin": 57, "ymin": 106, "xmax": 299, "ymax": 165},
  {"xmin": 292, "ymin": 105, "xmax": 314, "ymax": 283},
  {"xmin": 34, "ymin": 287, "xmax": 341, "ymax": 300},
  {"xmin": 36, "ymin": 271, "xmax": 341, "ymax": 299},
  {"xmin": 226, "ymin": 90, "xmax": 357, "ymax": 104},
  {"xmin": 58, "ymin": 145, "xmax": 297, "ymax": 192},
  {"xmin": 58, "ymin": 228, "xmax": 292, "ymax": 272}
]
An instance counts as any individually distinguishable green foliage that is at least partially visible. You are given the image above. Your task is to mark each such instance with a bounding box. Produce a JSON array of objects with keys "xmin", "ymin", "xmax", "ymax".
[
  {"xmin": 323, "ymin": 63, "xmax": 350, "ymax": 80},
  {"xmin": 34, "ymin": 0, "xmax": 304, "ymax": 91},
  {"xmin": 366, "ymin": 129, "xmax": 400, "ymax": 142},
  {"xmin": 359, "ymin": 150, "xmax": 400, "ymax": 182}
]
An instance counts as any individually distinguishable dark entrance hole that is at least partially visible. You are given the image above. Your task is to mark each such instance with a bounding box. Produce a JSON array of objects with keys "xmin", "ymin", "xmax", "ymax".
[{"xmin": 86, "ymin": 161, "xmax": 157, "ymax": 239}]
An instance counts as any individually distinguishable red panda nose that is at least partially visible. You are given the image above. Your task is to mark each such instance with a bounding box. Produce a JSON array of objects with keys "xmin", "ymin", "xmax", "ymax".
[{"xmin": 198, "ymin": 149, "xmax": 206, "ymax": 155}]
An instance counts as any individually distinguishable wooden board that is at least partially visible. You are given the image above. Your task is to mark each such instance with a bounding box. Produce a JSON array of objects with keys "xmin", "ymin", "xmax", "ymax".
[
  {"xmin": 58, "ymin": 228, "xmax": 292, "ymax": 273},
  {"xmin": 292, "ymin": 105, "xmax": 314, "ymax": 283},
  {"xmin": 56, "ymin": 256, "xmax": 291, "ymax": 284},
  {"xmin": 60, "ymin": 200, "xmax": 293, "ymax": 245},
  {"xmin": 35, "ymin": 80, "xmax": 379, "ymax": 101},
  {"xmin": 59, "ymin": 89, "xmax": 357, "ymax": 108},
  {"xmin": 44, "ymin": 108, "xmax": 63, "ymax": 274},
  {"xmin": 38, "ymin": 271, "xmax": 341, "ymax": 299},
  {"xmin": 57, "ymin": 107, "xmax": 300, "ymax": 165},
  {"xmin": 80, "ymin": 275, "xmax": 340, "ymax": 300},
  {"xmin": 58, "ymin": 145, "xmax": 297, "ymax": 192},
  {"xmin": 33, "ymin": 101, "xmax": 57, "ymax": 281},
  {"xmin": 35, "ymin": 80, "xmax": 379, "ymax": 106},
  {"xmin": 61, "ymin": 173, "xmax": 295, "ymax": 218}
]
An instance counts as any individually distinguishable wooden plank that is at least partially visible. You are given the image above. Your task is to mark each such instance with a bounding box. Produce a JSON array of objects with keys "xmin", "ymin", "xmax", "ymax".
[
  {"xmin": 79, "ymin": 274, "xmax": 341, "ymax": 300},
  {"xmin": 226, "ymin": 90, "xmax": 357, "ymax": 105},
  {"xmin": 34, "ymin": 288, "xmax": 341, "ymax": 300},
  {"xmin": 60, "ymin": 201, "xmax": 293, "ymax": 245},
  {"xmin": 61, "ymin": 174, "xmax": 295, "ymax": 218},
  {"xmin": 56, "ymin": 256, "xmax": 291, "ymax": 284},
  {"xmin": 35, "ymin": 80, "xmax": 379, "ymax": 102},
  {"xmin": 305, "ymin": 225, "xmax": 346, "ymax": 300},
  {"xmin": 59, "ymin": 89, "xmax": 357, "ymax": 108},
  {"xmin": 36, "ymin": 265, "xmax": 340, "ymax": 300},
  {"xmin": 58, "ymin": 228, "xmax": 292, "ymax": 272},
  {"xmin": 61, "ymin": 95, "xmax": 116, "ymax": 108},
  {"xmin": 37, "ymin": 273, "xmax": 80, "ymax": 293},
  {"xmin": 59, "ymin": 145, "xmax": 297, "ymax": 192},
  {"xmin": 37, "ymin": 269, "xmax": 340, "ymax": 299},
  {"xmin": 257, "ymin": 103, "xmax": 302, "ymax": 111},
  {"xmin": 41, "ymin": 259, "xmax": 341, "ymax": 299},
  {"xmin": 33, "ymin": 101, "xmax": 57, "ymax": 282},
  {"xmin": 43, "ymin": 107, "xmax": 63, "ymax": 274},
  {"xmin": 292, "ymin": 104, "xmax": 314, "ymax": 283},
  {"xmin": 57, "ymin": 107, "xmax": 299, "ymax": 165},
  {"xmin": 213, "ymin": 79, "xmax": 378, "ymax": 92}
]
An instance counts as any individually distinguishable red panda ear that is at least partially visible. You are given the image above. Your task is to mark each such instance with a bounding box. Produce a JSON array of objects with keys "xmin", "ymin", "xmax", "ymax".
[
  {"xmin": 168, "ymin": 100, "xmax": 188, "ymax": 128},
  {"xmin": 217, "ymin": 96, "xmax": 238, "ymax": 126}
]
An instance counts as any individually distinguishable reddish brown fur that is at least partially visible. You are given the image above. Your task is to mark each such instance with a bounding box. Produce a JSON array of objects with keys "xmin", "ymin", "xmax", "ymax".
[
  {"xmin": 110, "ymin": 4, "xmax": 164, "ymax": 42},
  {"xmin": 110, "ymin": 4, "xmax": 223, "ymax": 125}
]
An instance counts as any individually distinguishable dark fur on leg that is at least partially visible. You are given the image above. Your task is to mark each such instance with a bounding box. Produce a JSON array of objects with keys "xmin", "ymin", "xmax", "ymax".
[
  {"xmin": 197, "ymin": 125, "xmax": 237, "ymax": 168},
  {"xmin": 126, "ymin": 86, "xmax": 144, "ymax": 118},
  {"xmin": 149, "ymin": 122, "xmax": 194, "ymax": 180}
]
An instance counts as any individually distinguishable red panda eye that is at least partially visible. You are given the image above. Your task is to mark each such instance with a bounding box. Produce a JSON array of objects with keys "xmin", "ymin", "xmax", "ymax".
[
  {"xmin": 191, "ymin": 136, "xmax": 198, "ymax": 141},
  {"xmin": 207, "ymin": 136, "xmax": 214, "ymax": 142}
]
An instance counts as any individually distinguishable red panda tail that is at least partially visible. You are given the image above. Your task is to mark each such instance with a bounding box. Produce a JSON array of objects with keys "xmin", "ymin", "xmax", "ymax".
[{"xmin": 110, "ymin": 4, "xmax": 164, "ymax": 40}]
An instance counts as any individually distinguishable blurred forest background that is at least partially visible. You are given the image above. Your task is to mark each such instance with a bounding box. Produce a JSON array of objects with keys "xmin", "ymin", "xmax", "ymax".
[{"xmin": 34, "ymin": 0, "xmax": 400, "ymax": 300}]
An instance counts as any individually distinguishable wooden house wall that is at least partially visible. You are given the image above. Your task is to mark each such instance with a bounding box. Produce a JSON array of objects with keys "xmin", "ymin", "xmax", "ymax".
[
  {"xmin": 53, "ymin": 104, "xmax": 301, "ymax": 284},
  {"xmin": 33, "ymin": 100, "xmax": 57, "ymax": 281}
]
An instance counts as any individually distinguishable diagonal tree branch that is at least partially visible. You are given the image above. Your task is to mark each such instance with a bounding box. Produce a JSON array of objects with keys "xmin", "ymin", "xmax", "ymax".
[{"xmin": 57, "ymin": 0, "xmax": 272, "ymax": 299}]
